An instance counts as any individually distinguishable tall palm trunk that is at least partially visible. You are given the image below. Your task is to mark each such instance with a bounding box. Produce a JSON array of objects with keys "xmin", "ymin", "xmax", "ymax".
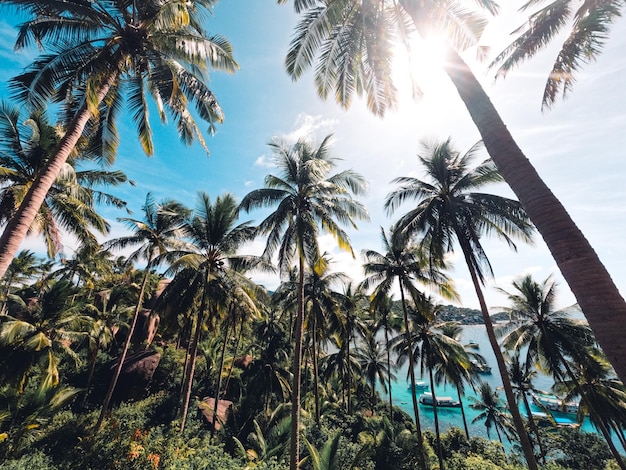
[
  {"xmin": 459, "ymin": 241, "xmax": 539, "ymax": 470},
  {"xmin": 456, "ymin": 385, "xmax": 470, "ymax": 439},
  {"xmin": 428, "ymin": 362, "xmax": 445, "ymax": 470},
  {"xmin": 399, "ymin": 284, "xmax": 427, "ymax": 470},
  {"xmin": 174, "ymin": 314, "xmax": 195, "ymax": 419},
  {"xmin": 312, "ymin": 314, "xmax": 321, "ymax": 423},
  {"xmin": 385, "ymin": 323, "xmax": 394, "ymax": 419},
  {"xmin": 223, "ymin": 316, "xmax": 244, "ymax": 396},
  {"xmin": 82, "ymin": 340, "xmax": 100, "ymax": 407},
  {"xmin": 438, "ymin": 44, "xmax": 626, "ymax": 385},
  {"xmin": 289, "ymin": 254, "xmax": 306, "ymax": 470},
  {"xmin": 520, "ymin": 391, "xmax": 546, "ymax": 463},
  {"xmin": 211, "ymin": 316, "xmax": 234, "ymax": 437},
  {"xmin": 0, "ymin": 70, "xmax": 119, "ymax": 278},
  {"xmin": 346, "ymin": 320, "xmax": 352, "ymax": 415},
  {"xmin": 179, "ymin": 282, "xmax": 210, "ymax": 433},
  {"xmin": 94, "ymin": 253, "xmax": 153, "ymax": 433}
]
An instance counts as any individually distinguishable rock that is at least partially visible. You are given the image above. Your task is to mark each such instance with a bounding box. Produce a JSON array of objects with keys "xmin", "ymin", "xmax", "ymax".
[
  {"xmin": 131, "ymin": 310, "xmax": 160, "ymax": 347},
  {"xmin": 110, "ymin": 350, "xmax": 161, "ymax": 402},
  {"xmin": 199, "ymin": 397, "xmax": 233, "ymax": 431},
  {"xmin": 232, "ymin": 354, "xmax": 253, "ymax": 369}
]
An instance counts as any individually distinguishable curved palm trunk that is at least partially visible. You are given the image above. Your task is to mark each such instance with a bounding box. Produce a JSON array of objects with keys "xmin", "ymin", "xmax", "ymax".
[
  {"xmin": 179, "ymin": 284, "xmax": 210, "ymax": 433},
  {"xmin": 428, "ymin": 363, "xmax": 445, "ymax": 470},
  {"xmin": 439, "ymin": 45, "xmax": 626, "ymax": 385},
  {"xmin": 289, "ymin": 255, "xmax": 306, "ymax": 470},
  {"xmin": 456, "ymin": 385, "xmax": 470, "ymax": 439},
  {"xmin": 0, "ymin": 70, "xmax": 118, "ymax": 278},
  {"xmin": 459, "ymin": 240, "xmax": 539, "ymax": 470},
  {"xmin": 399, "ymin": 284, "xmax": 427, "ymax": 470},
  {"xmin": 94, "ymin": 256, "xmax": 153, "ymax": 433}
]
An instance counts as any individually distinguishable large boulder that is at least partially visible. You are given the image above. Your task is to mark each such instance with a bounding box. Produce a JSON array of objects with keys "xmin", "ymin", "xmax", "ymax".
[
  {"xmin": 131, "ymin": 309, "xmax": 160, "ymax": 347},
  {"xmin": 199, "ymin": 397, "xmax": 233, "ymax": 431},
  {"xmin": 109, "ymin": 350, "xmax": 161, "ymax": 402}
]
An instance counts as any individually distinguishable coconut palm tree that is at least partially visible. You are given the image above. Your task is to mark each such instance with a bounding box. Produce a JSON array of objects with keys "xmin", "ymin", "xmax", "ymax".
[
  {"xmin": 282, "ymin": 0, "xmax": 626, "ymax": 403},
  {"xmin": 0, "ymin": 279, "xmax": 93, "ymax": 392},
  {"xmin": 470, "ymin": 381, "xmax": 515, "ymax": 445},
  {"xmin": 497, "ymin": 274, "xmax": 595, "ymax": 381},
  {"xmin": 506, "ymin": 351, "xmax": 547, "ymax": 462},
  {"xmin": 0, "ymin": 0, "xmax": 237, "ymax": 277},
  {"xmin": 554, "ymin": 349, "xmax": 626, "ymax": 467},
  {"xmin": 162, "ymin": 192, "xmax": 263, "ymax": 433},
  {"xmin": 0, "ymin": 102, "xmax": 130, "ymax": 259},
  {"xmin": 385, "ymin": 137, "xmax": 537, "ymax": 466},
  {"xmin": 354, "ymin": 332, "xmax": 394, "ymax": 407},
  {"xmin": 94, "ymin": 194, "xmax": 190, "ymax": 432},
  {"xmin": 361, "ymin": 225, "xmax": 456, "ymax": 470},
  {"xmin": 369, "ymin": 293, "xmax": 402, "ymax": 419},
  {"xmin": 491, "ymin": 1, "xmax": 625, "ymax": 109},
  {"xmin": 239, "ymin": 134, "xmax": 368, "ymax": 469},
  {"xmin": 0, "ymin": 250, "xmax": 45, "ymax": 315},
  {"xmin": 437, "ymin": 321, "xmax": 482, "ymax": 439},
  {"xmin": 391, "ymin": 299, "xmax": 469, "ymax": 470}
]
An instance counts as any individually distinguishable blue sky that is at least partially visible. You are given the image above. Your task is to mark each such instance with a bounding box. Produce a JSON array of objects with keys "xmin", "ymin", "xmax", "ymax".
[{"xmin": 1, "ymin": 1, "xmax": 626, "ymax": 312}]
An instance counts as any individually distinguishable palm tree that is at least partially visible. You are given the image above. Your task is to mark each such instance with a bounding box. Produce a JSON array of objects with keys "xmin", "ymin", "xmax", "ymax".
[
  {"xmin": 470, "ymin": 381, "xmax": 515, "ymax": 445},
  {"xmin": 354, "ymin": 332, "xmax": 394, "ymax": 407},
  {"xmin": 369, "ymin": 293, "xmax": 402, "ymax": 419},
  {"xmin": 239, "ymin": 134, "xmax": 368, "ymax": 469},
  {"xmin": 507, "ymin": 351, "xmax": 547, "ymax": 462},
  {"xmin": 0, "ymin": 102, "xmax": 130, "ymax": 258},
  {"xmin": 0, "ymin": 0, "xmax": 237, "ymax": 277},
  {"xmin": 94, "ymin": 194, "xmax": 190, "ymax": 432},
  {"xmin": 498, "ymin": 274, "xmax": 595, "ymax": 382},
  {"xmin": 0, "ymin": 279, "xmax": 93, "ymax": 392},
  {"xmin": 385, "ymin": 137, "xmax": 537, "ymax": 466},
  {"xmin": 437, "ymin": 321, "xmax": 481, "ymax": 439},
  {"xmin": 361, "ymin": 225, "xmax": 456, "ymax": 470},
  {"xmin": 0, "ymin": 250, "xmax": 45, "ymax": 315},
  {"xmin": 282, "ymin": 0, "xmax": 626, "ymax": 396},
  {"xmin": 163, "ymin": 191, "xmax": 263, "ymax": 433},
  {"xmin": 391, "ymin": 299, "xmax": 469, "ymax": 470},
  {"xmin": 554, "ymin": 349, "xmax": 626, "ymax": 467},
  {"xmin": 491, "ymin": 1, "xmax": 625, "ymax": 109}
]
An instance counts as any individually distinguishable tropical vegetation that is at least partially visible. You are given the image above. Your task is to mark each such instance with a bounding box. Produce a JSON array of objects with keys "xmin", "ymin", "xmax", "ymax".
[{"xmin": 0, "ymin": 0, "xmax": 625, "ymax": 469}]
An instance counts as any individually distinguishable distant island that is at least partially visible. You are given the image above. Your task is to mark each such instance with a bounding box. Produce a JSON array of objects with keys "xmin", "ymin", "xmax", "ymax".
[{"xmin": 437, "ymin": 304, "xmax": 509, "ymax": 325}]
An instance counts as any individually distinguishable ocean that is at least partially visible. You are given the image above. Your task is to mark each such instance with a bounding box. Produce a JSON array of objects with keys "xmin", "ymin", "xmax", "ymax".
[{"xmin": 376, "ymin": 324, "xmax": 601, "ymax": 444}]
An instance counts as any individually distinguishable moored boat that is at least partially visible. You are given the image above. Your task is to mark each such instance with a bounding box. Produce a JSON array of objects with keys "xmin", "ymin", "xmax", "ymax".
[
  {"xmin": 419, "ymin": 392, "xmax": 461, "ymax": 408},
  {"xmin": 407, "ymin": 381, "xmax": 429, "ymax": 392},
  {"xmin": 532, "ymin": 392, "xmax": 579, "ymax": 414}
]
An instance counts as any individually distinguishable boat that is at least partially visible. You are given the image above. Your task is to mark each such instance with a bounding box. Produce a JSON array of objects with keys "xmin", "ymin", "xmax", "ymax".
[
  {"xmin": 419, "ymin": 392, "xmax": 461, "ymax": 408},
  {"xmin": 532, "ymin": 392, "xmax": 579, "ymax": 414},
  {"xmin": 529, "ymin": 411, "xmax": 580, "ymax": 428},
  {"xmin": 470, "ymin": 359, "xmax": 492, "ymax": 374},
  {"xmin": 465, "ymin": 340, "xmax": 480, "ymax": 349},
  {"xmin": 407, "ymin": 381, "xmax": 429, "ymax": 392}
]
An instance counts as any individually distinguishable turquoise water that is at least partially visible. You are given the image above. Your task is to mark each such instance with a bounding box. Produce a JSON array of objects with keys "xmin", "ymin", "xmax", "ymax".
[{"xmin": 377, "ymin": 324, "xmax": 602, "ymax": 443}]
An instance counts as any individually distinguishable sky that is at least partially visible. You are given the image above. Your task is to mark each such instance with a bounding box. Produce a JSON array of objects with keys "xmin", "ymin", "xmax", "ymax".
[{"xmin": 1, "ymin": 0, "xmax": 626, "ymax": 313}]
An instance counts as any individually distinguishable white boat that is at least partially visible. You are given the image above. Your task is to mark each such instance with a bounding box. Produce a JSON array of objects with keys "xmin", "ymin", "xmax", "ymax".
[
  {"xmin": 532, "ymin": 393, "xmax": 579, "ymax": 414},
  {"xmin": 407, "ymin": 381, "xmax": 429, "ymax": 392},
  {"xmin": 419, "ymin": 392, "xmax": 461, "ymax": 408},
  {"xmin": 470, "ymin": 359, "xmax": 492, "ymax": 374}
]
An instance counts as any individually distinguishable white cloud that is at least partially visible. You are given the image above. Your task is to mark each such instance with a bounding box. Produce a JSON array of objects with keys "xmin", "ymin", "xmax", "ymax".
[
  {"xmin": 280, "ymin": 113, "xmax": 339, "ymax": 143},
  {"xmin": 254, "ymin": 154, "xmax": 276, "ymax": 168}
]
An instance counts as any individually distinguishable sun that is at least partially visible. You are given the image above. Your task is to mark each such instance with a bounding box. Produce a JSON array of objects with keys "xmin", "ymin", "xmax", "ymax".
[{"xmin": 391, "ymin": 34, "xmax": 456, "ymax": 102}]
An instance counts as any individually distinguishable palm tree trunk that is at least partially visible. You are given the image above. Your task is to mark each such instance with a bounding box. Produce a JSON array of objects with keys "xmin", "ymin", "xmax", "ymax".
[
  {"xmin": 94, "ymin": 256, "xmax": 153, "ymax": 433},
  {"xmin": 211, "ymin": 316, "xmax": 234, "ymax": 437},
  {"xmin": 174, "ymin": 314, "xmax": 195, "ymax": 420},
  {"xmin": 459, "ymin": 239, "xmax": 539, "ymax": 470},
  {"xmin": 457, "ymin": 385, "xmax": 470, "ymax": 439},
  {"xmin": 521, "ymin": 392, "xmax": 546, "ymax": 463},
  {"xmin": 346, "ymin": 321, "xmax": 352, "ymax": 415},
  {"xmin": 179, "ymin": 287, "xmax": 209, "ymax": 433},
  {"xmin": 0, "ymin": 70, "xmax": 118, "ymax": 278},
  {"xmin": 312, "ymin": 315, "xmax": 321, "ymax": 423},
  {"xmin": 289, "ymin": 254, "xmax": 306, "ymax": 470},
  {"xmin": 223, "ymin": 315, "xmax": 244, "ymax": 397},
  {"xmin": 439, "ymin": 45, "xmax": 626, "ymax": 385},
  {"xmin": 428, "ymin": 363, "xmax": 445, "ymax": 470},
  {"xmin": 81, "ymin": 342, "xmax": 100, "ymax": 407},
  {"xmin": 399, "ymin": 283, "xmax": 427, "ymax": 470},
  {"xmin": 385, "ymin": 324, "xmax": 394, "ymax": 419}
]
